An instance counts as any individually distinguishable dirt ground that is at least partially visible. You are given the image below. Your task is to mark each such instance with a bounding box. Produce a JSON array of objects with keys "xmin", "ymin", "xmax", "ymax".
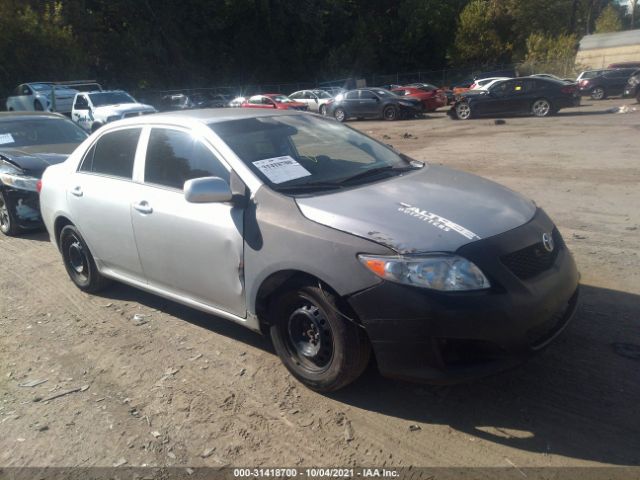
[{"xmin": 1, "ymin": 98, "xmax": 639, "ymax": 472}]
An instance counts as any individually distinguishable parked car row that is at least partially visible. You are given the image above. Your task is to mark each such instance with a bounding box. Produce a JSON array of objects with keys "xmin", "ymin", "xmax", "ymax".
[{"xmin": 10, "ymin": 106, "xmax": 575, "ymax": 393}]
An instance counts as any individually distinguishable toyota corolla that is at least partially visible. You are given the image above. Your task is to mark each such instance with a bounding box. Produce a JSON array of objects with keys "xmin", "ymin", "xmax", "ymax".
[{"xmin": 39, "ymin": 109, "xmax": 579, "ymax": 392}]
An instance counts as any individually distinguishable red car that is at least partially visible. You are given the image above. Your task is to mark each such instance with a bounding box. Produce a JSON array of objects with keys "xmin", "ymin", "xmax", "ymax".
[
  {"xmin": 241, "ymin": 94, "xmax": 308, "ymax": 111},
  {"xmin": 391, "ymin": 86, "xmax": 447, "ymax": 112}
]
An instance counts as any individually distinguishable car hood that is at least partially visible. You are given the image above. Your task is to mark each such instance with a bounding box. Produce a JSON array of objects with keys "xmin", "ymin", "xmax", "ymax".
[
  {"xmin": 295, "ymin": 165, "xmax": 536, "ymax": 254},
  {"xmin": 0, "ymin": 144, "xmax": 75, "ymax": 177},
  {"xmin": 93, "ymin": 103, "xmax": 156, "ymax": 115}
]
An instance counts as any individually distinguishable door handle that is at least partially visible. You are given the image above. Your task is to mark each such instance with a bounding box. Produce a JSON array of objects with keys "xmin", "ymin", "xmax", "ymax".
[
  {"xmin": 71, "ymin": 186, "xmax": 83, "ymax": 197},
  {"xmin": 133, "ymin": 200, "xmax": 153, "ymax": 214}
]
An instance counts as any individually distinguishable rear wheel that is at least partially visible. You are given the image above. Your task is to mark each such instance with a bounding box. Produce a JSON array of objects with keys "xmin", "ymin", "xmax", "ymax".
[
  {"xmin": 0, "ymin": 191, "xmax": 20, "ymax": 236},
  {"xmin": 591, "ymin": 86, "xmax": 606, "ymax": 100},
  {"xmin": 455, "ymin": 101, "xmax": 472, "ymax": 120},
  {"xmin": 383, "ymin": 105, "xmax": 398, "ymax": 121},
  {"xmin": 269, "ymin": 284, "xmax": 370, "ymax": 392},
  {"xmin": 333, "ymin": 108, "xmax": 346, "ymax": 122},
  {"xmin": 532, "ymin": 98, "xmax": 552, "ymax": 117},
  {"xmin": 59, "ymin": 225, "xmax": 111, "ymax": 292}
]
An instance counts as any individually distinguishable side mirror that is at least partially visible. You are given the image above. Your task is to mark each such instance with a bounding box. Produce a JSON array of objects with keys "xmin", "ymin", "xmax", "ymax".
[{"xmin": 184, "ymin": 176, "xmax": 232, "ymax": 203}]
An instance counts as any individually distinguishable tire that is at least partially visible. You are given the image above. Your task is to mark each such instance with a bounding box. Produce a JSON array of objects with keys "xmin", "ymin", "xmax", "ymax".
[
  {"xmin": 90, "ymin": 122, "xmax": 103, "ymax": 133},
  {"xmin": 34, "ymin": 99, "xmax": 44, "ymax": 111},
  {"xmin": 455, "ymin": 101, "xmax": 472, "ymax": 120},
  {"xmin": 59, "ymin": 225, "xmax": 111, "ymax": 293},
  {"xmin": 319, "ymin": 104, "xmax": 327, "ymax": 116},
  {"xmin": 0, "ymin": 190, "xmax": 20, "ymax": 236},
  {"xmin": 531, "ymin": 98, "xmax": 552, "ymax": 117},
  {"xmin": 383, "ymin": 105, "xmax": 398, "ymax": 121},
  {"xmin": 333, "ymin": 108, "xmax": 346, "ymax": 122},
  {"xmin": 269, "ymin": 284, "xmax": 371, "ymax": 392},
  {"xmin": 591, "ymin": 86, "xmax": 606, "ymax": 100}
]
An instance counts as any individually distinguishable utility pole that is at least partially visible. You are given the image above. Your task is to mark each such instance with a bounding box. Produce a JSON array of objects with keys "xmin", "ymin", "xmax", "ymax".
[{"xmin": 631, "ymin": 0, "xmax": 638, "ymax": 29}]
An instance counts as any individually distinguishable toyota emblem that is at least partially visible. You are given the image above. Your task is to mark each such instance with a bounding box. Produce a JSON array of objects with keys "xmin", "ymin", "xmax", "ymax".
[{"xmin": 542, "ymin": 232, "xmax": 554, "ymax": 252}]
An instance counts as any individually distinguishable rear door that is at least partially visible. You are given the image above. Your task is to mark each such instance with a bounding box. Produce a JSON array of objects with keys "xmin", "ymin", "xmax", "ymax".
[
  {"xmin": 130, "ymin": 126, "xmax": 245, "ymax": 316},
  {"xmin": 67, "ymin": 127, "xmax": 145, "ymax": 281}
]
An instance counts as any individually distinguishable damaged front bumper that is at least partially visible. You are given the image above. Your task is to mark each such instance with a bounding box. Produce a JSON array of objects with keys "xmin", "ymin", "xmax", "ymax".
[{"xmin": 347, "ymin": 209, "xmax": 580, "ymax": 384}]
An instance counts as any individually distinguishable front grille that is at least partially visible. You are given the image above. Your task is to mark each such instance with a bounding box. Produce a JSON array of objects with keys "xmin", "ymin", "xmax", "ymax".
[{"xmin": 501, "ymin": 228, "xmax": 564, "ymax": 280}]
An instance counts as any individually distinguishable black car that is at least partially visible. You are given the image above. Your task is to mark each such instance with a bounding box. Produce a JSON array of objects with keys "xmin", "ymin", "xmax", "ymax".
[
  {"xmin": 190, "ymin": 92, "xmax": 231, "ymax": 108},
  {"xmin": 449, "ymin": 77, "xmax": 580, "ymax": 120},
  {"xmin": 623, "ymin": 70, "xmax": 640, "ymax": 102},
  {"xmin": 327, "ymin": 88, "xmax": 422, "ymax": 122},
  {"xmin": 578, "ymin": 68, "xmax": 639, "ymax": 100},
  {"xmin": 0, "ymin": 112, "xmax": 88, "ymax": 236}
]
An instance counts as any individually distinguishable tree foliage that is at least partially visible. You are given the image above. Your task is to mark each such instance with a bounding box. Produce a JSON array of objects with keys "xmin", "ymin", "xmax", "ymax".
[
  {"xmin": 594, "ymin": 4, "xmax": 623, "ymax": 33},
  {"xmin": 0, "ymin": 0, "xmax": 638, "ymax": 98}
]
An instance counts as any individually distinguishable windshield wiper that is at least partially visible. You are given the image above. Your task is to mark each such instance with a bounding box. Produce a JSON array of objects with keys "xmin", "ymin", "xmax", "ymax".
[
  {"xmin": 275, "ymin": 182, "xmax": 343, "ymax": 193},
  {"xmin": 337, "ymin": 164, "xmax": 418, "ymax": 185}
]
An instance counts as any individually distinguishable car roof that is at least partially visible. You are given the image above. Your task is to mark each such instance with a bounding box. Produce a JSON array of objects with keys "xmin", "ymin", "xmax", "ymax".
[
  {"xmin": 109, "ymin": 108, "xmax": 309, "ymax": 127},
  {"xmin": 0, "ymin": 112, "xmax": 67, "ymax": 120}
]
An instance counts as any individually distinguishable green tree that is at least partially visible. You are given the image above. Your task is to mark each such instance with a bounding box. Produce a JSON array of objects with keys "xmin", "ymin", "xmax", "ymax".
[{"xmin": 595, "ymin": 3, "xmax": 623, "ymax": 32}]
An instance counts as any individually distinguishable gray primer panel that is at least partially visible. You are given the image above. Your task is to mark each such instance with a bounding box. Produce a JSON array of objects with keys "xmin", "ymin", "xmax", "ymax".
[
  {"xmin": 296, "ymin": 165, "xmax": 536, "ymax": 254},
  {"xmin": 244, "ymin": 186, "xmax": 394, "ymax": 316}
]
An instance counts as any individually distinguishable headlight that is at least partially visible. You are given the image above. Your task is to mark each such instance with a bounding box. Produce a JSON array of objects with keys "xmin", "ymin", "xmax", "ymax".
[
  {"xmin": 106, "ymin": 115, "xmax": 121, "ymax": 122},
  {"xmin": 0, "ymin": 173, "xmax": 39, "ymax": 192},
  {"xmin": 358, "ymin": 254, "xmax": 490, "ymax": 291},
  {"xmin": 399, "ymin": 101, "xmax": 414, "ymax": 107}
]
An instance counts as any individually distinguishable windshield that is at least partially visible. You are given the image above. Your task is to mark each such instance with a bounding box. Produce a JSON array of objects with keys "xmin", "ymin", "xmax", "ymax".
[
  {"xmin": 89, "ymin": 91, "xmax": 136, "ymax": 106},
  {"xmin": 313, "ymin": 90, "xmax": 332, "ymax": 99},
  {"xmin": 371, "ymin": 89, "xmax": 396, "ymax": 97},
  {"xmin": 270, "ymin": 95, "xmax": 293, "ymax": 103},
  {"xmin": 209, "ymin": 114, "xmax": 415, "ymax": 192},
  {"xmin": 30, "ymin": 83, "xmax": 53, "ymax": 92},
  {"xmin": 0, "ymin": 118, "xmax": 88, "ymax": 147}
]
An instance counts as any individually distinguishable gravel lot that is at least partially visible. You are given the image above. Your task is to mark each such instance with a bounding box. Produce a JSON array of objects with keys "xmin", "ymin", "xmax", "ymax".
[{"xmin": 1, "ymin": 98, "xmax": 639, "ymax": 472}]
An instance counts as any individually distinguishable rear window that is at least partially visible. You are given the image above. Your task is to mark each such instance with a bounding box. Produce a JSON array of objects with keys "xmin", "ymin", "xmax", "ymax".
[{"xmin": 79, "ymin": 128, "xmax": 141, "ymax": 179}]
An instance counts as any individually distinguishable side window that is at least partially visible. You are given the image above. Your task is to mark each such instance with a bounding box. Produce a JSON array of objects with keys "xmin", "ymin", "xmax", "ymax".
[
  {"xmin": 144, "ymin": 128, "xmax": 229, "ymax": 190},
  {"xmin": 79, "ymin": 128, "xmax": 141, "ymax": 178},
  {"xmin": 74, "ymin": 95, "xmax": 88, "ymax": 109},
  {"xmin": 345, "ymin": 91, "xmax": 359, "ymax": 100},
  {"xmin": 22, "ymin": 85, "xmax": 32, "ymax": 96},
  {"xmin": 361, "ymin": 90, "xmax": 377, "ymax": 100},
  {"xmin": 262, "ymin": 97, "xmax": 274, "ymax": 105},
  {"xmin": 290, "ymin": 92, "xmax": 301, "ymax": 100},
  {"xmin": 248, "ymin": 96, "xmax": 262, "ymax": 105}
]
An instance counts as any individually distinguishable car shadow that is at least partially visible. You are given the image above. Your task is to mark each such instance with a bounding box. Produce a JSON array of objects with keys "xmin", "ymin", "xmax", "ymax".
[
  {"xmin": 330, "ymin": 284, "xmax": 640, "ymax": 466},
  {"xmin": 19, "ymin": 229, "xmax": 50, "ymax": 243},
  {"xmin": 95, "ymin": 282, "xmax": 639, "ymax": 465},
  {"xmin": 95, "ymin": 282, "xmax": 272, "ymax": 354}
]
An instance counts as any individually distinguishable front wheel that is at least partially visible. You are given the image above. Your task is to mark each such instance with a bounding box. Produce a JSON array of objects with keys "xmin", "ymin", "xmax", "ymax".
[
  {"xmin": 333, "ymin": 108, "xmax": 346, "ymax": 122},
  {"xmin": 270, "ymin": 284, "xmax": 371, "ymax": 392},
  {"xmin": 0, "ymin": 190, "xmax": 20, "ymax": 236},
  {"xmin": 455, "ymin": 101, "xmax": 472, "ymax": 120},
  {"xmin": 591, "ymin": 87, "xmax": 606, "ymax": 100},
  {"xmin": 319, "ymin": 104, "xmax": 327, "ymax": 116},
  {"xmin": 532, "ymin": 98, "xmax": 552, "ymax": 117},
  {"xmin": 59, "ymin": 225, "xmax": 111, "ymax": 292}
]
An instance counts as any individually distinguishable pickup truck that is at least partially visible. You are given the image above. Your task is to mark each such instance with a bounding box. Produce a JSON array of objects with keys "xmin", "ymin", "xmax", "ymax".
[{"xmin": 71, "ymin": 90, "xmax": 157, "ymax": 132}]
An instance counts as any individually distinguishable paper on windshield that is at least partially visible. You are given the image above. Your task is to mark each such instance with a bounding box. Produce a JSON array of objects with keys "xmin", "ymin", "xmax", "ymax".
[
  {"xmin": 253, "ymin": 156, "xmax": 311, "ymax": 184},
  {"xmin": 0, "ymin": 133, "xmax": 15, "ymax": 145}
]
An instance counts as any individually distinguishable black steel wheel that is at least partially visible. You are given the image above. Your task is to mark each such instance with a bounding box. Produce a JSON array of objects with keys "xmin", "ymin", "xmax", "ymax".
[
  {"xmin": 0, "ymin": 190, "xmax": 20, "ymax": 236},
  {"xmin": 59, "ymin": 225, "xmax": 111, "ymax": 292},
  {"xmin": 270, "ymin": 284, "xmax": 370, "ymax": 392}
]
